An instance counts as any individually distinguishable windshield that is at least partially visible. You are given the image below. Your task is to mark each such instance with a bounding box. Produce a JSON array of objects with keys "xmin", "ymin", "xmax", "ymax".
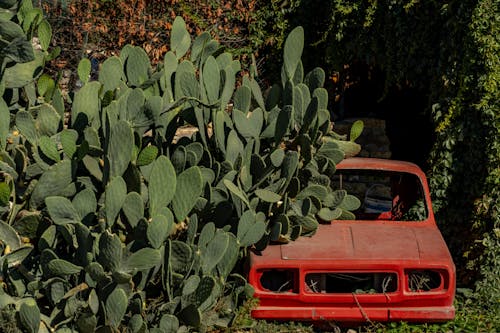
[{"xmin": 333, "ymin": 169, "xmax": 428, "ymax": 221}]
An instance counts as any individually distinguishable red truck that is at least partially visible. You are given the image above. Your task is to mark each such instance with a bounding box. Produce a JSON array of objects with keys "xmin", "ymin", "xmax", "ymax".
[{"xmin": 248, "ymin": 158, "xmax": 455, "ymax": 323}]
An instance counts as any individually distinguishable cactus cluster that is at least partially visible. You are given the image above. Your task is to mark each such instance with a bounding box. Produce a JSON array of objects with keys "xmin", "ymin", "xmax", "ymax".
[{"xmin": 0, "ymin": 6, "xmax": 363, "ymax": 332}]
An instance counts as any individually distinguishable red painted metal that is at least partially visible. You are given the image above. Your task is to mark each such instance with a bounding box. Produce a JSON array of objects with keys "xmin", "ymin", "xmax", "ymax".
[{"xmin": 248, "ymin": 158, "xmax": 456, "ymax": 324}]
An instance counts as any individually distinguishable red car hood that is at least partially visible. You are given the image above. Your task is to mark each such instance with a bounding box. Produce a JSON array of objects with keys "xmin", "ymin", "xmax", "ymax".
[{"xmin": 279, "ymin": 222, "xmax": 451, "ymax": 262}]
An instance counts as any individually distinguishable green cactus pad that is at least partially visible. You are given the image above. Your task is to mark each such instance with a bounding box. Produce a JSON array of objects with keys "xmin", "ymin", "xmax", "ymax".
[
  {"xmin": 47, "ymin": 259, "xmax": 82, "ymax": 275},
  {"xmin": 172, "ymin": 167, "xmax": 203, "ymax": 222},
  {"xmin": 237, "ymin": 210, "xmax": 266, "ymax": 247},
  {"xmin": 178, "ymin": 304, "xmax": 201, "ymax": 328},
  {"xmin": 122, "ymin": 247, "xmax": 161, "ymax": 272},
  {"xmin": 0, "ymin": 220, "xmax": 21, "ymax": 250},
  {"xmin": 71, "ymin": 81, "xmax": 101, "ymax": 126},
  {"xmin": 149, "ymin": 155, "xmax": 176, "ymax": 217},
  {"xmin": 15, "ymin": 110, "xmax": 38, "ymax": 144},
  {"xmin": 171, "ymin": 16, "xmax": 191, "ymax": 60},
  {"xmin": 106, "ymin": 287, "xmax": 128, "ymax": 328},
  {"xmin": 125, "ymin": 46, "xmax": 151, "ymax": 87},
  {"xmin": 19, "ymin": 298, "xmax": 40, "ymax": 333},
  {"xmin": 45, "ymin": 196, "xmax": 80, "ymax": 225},
  {"xmin": 77, "ymin": 58, "xmax": 91, "ymax": 84},
  {"xmin": 147, "ymin": 214, "xmax": 173, "ymax": 249},
  {"xmin": 39, "ymin": 135, "xmax": 60, "ymax": 162},
  {"xmin": 98, "ymin": 231, "xmax": 122, "ymax": 272},
  {"xmin": 99, "ymin": 56, "xmax": 124, "ymax": 93},
  {"xmin": 339, "ymin": 194, "xmax": 361, "ymax": 211},
  {"xmin": 304, "ymin": 67, "xmax": 325, "ymax": 91},
  {"xmin": 201, "ymin": 230, "xmax": 229, "ymax": 274},
  {"xmin": 318, "ymin": 207, "xmax": 343, "ymax": 221},
  {"xmin": 108, "ymin": 120, "xmax": 134, "ymax": 179},
  {"xmin": 349, "ymin": 120, "xmax": 364, "ymax": 142},
  {"xmin": 170, "ymin": 240, "xmax": 193, "ymax": 272},
  {"xmin": 283, "ymin": 26, "xmax": 304, "ymax": 79},
  {"xmin": 255, "ymin": 189, "xmax": 281, "ymax": 203},
  {"xmin": 104, "ymin": 176, "xmax": 127, "ymax": 227},
  {"xmin": 122, "ymin": 192, "xmax": 144, "ymax": 228},
  {"xmin": 159, "ymin": 314, "xmax": 179, "ymax": 333},
  {"xmin": 203, "ymin": 56, "xmax": 221, "ymax": 103}
]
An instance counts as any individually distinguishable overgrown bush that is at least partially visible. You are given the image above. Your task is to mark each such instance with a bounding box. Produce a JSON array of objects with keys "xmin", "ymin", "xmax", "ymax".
[
  {"xmin": 289, "ymin": 0, "xmax": 499, "ymax": 313},
  {"xmin": 40, "ymin": 0, "xmax": 299, "ymax": 79},
  {"xmin": 0, "ymin": 1, "xmax": 363, "ymax": 331}
]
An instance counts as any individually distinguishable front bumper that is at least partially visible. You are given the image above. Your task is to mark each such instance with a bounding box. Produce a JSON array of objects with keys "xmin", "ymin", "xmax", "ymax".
[{"xmin": 252, "ymin": 305, "xmax": 455, "ymax": 322}]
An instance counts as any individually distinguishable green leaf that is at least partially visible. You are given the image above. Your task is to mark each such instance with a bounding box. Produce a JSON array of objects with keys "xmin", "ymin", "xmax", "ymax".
[
  {"xmin": 324, "ymin": 190, "xmax": 346, "ymax": 208},
  {"xmin": 78, "ymin": 58, "xmax": 91, "ymax": 84},
  {"xmin": 290, "ymin": 214, "xmax": 318, "ymax": 232},
  {"xmin": 270, "ymin": 148, "xmax": 285, "ymax": 167},
  {"xmin": 220, "ymin": 67, "xmax": 235, "ymax": 112},
  {"xmin": 234, "ymin": 85, "xmax": 251, "ymax": 113},
  {"xmin": 45, "ymin": 196, "xmax": 80, "ymax": 225},
  {"xmin": 275, "ymin": 105, "xmax": 292, "ymax": 144},
  {"xmin": 216, "ymin": 233, "xmax": 239, "ymax": 280},
  {"xmin": 178, "ymin": 304, "xmax": 201, "ymax": 328},
  {"xmin": 37, "ymin": 104, "xmax": 61, "ymax": 137},
  {"xmin": 317, "ymin": 141, "xmax": 345, "ymax": 164}
]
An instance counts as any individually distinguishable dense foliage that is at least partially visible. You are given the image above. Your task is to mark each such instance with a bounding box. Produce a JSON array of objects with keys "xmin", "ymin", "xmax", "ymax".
[
  {"xmin": 290, "ymin": 0, "xmax": 499, "ymax": 315},
  {"xmin": 41, "ymin": 0, "xmax": 300, "ymax": 79},
  {"xmin": 0, "ymin": 0, "xmax": 364, "ymax": 331}
]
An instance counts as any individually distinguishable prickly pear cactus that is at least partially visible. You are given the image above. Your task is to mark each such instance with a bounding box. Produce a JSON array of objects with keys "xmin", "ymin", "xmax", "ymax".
[{"xmin": 0, "ymin": 6, "xmax": 363, "ymax": 331}]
